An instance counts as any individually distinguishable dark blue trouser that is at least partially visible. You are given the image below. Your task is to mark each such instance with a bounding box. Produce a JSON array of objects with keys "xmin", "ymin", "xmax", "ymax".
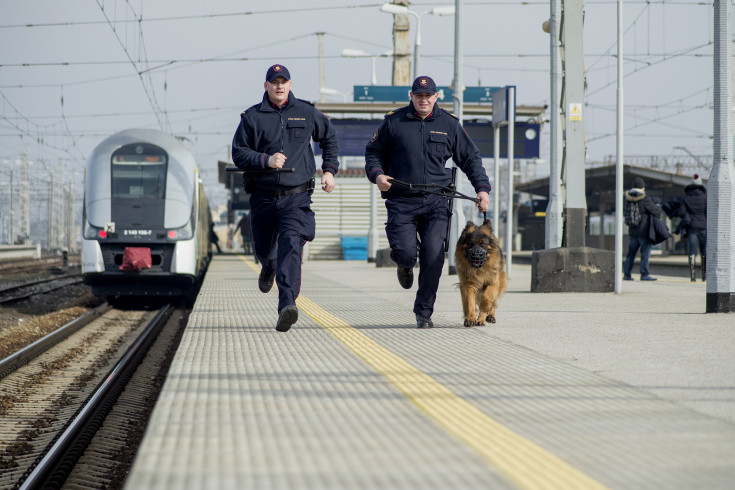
[
  {"xmin": 385, "ymin": 194, "xmax": 450, "ymax": 318},
  {"xmin": 624, "ymin": 235, "xmax": 653, "ymax": 278},
  {"xmin": 687, "ymin": 228, "xmax": 706, "ymax": 257},
  {"xmin": 250, "ymin": 191, "xmax": 315, "ymax": 312}
]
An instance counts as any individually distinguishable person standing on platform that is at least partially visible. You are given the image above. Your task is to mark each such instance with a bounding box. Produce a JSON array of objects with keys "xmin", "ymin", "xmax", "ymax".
[
  {"xmin": 232, "ymin": 64, "xmax": 340, "ymax": 332},
  {"xmin": 237, "ymin": 211, "xmax": 255, "ymax": 257},
  {"xmin": 623, "ymin": 177, "xmax": 661, "ymax": 281},
  {"xmin": 365, "ymin": 76, "xmax": 491, "ymax": 329},
  {"xmin": 664, "ymin": 174, "xmax": 707, "ymax": 282},
  {"xmin": 209, "ymin": 222, "xmax": 221, "ymax": 254}
]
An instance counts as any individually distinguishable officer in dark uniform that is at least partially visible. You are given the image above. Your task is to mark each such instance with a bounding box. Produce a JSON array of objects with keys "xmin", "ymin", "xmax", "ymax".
[
  {"xmin": 365, "ymin": 76, "xmax": 491, "ymax": 328},
  {"xmin": 232, "ymin": 64, "xmax": 339, "ymax": 332}
]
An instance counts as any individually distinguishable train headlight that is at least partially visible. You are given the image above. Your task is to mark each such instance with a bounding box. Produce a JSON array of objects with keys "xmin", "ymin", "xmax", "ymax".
[
  {"xmin": 167, "ymin": 222, "xmax": 193, "ymax": 240},
  {"xmin": 84, "ymin": 222, "xmax": 106, "ymax": 240}
]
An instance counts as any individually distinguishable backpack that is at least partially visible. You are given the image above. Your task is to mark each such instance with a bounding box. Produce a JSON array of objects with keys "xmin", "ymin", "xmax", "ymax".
[{"xmin": 624, "ymin": 200, "xmax": 642, "ymax": 227}]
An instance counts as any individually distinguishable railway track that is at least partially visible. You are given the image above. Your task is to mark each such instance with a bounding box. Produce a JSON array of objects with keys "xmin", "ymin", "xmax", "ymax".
[
  {"xmin": 0, "ymin": 274, "xmax": 84, "ymax": 305},
  {"xmin": 0, "ymin": 303, "xmax": 187, "ymax": 489},
  {"xmin": 0, "ymin": 255, "xmax": 79, "ymax": 275}
]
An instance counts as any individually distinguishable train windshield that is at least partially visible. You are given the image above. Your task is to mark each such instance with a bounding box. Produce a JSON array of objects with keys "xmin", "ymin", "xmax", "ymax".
[{"xmin": 111, "ymin": 143, "xmax": 168, "ymax": 199}]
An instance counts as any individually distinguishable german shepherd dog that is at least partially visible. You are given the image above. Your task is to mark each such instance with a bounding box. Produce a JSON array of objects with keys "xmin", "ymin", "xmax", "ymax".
[{"xmin": 455, "ymin": 220, "xmax": 507, "ymax": 327}]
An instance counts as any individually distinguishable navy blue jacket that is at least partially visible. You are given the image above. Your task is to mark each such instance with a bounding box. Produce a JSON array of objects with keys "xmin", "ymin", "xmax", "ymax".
[
  {"xmin": 364, "ymin": 102, "xmax": 491, "ymax": 199},
  {"xmin": 232, "ymin": 92, "xmax": 339, "ymax": 190},
  {"xmin": 682, "ymin": 184, "xmax": 707, "ymax": 230}
]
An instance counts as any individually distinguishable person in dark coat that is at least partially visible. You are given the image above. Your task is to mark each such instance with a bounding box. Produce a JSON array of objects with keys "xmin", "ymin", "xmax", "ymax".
[
  {"xmin": 231, "ymin": 64, "xmax": 340, "ymax": 332},
  {"xmin": 209, "ymin": 222, "xmax": 221, "ymax": 254},
  {"xmin": 664, "ymin": 174, "xmax": 707, "ymax": 281},
  {"xmin": 623, "ymin": 177, "xmax": 661, "ymax": 281},
  {"xmin": 365, "ymin": 76, "xmax": 491, "ymax": 328}
]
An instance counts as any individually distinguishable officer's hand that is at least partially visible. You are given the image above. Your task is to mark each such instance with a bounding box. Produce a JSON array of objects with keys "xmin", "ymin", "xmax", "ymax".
[
  {"xmin": 376, "ymin": 174, "xmax": 392, "ymax": 192},
  {"xmin": 268, "ymin": 152, "xmax": 287, "ymax": 168},
  {"xmin": 321, "ymin": 172, "xmax": 335, "ymax": 193},
  {"xmin": 476, "ymin": 191, "xmax": 489, "ymax": 212}
]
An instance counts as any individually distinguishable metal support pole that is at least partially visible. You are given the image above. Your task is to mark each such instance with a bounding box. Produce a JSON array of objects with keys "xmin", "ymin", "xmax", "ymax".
[
  {"xmin": 707, "ymin": 0, "xmax": 735, "ymax": 313},
  {"xmin": 493, "ymin": 125, "xmax": 500, "ymax": 236},
  {"xmin": 505, "ymin": 86, "xmax": 515, "ymax": 278},
  {"xmin": 546, "ymin": 0, "xmax": 563, "ymax": 249},
  {"xmin": 368, "ymin": 184, "xmax": 379, "ymax": 262},
  {"xmin": 614, "ymin": 0, "xmax": 624, "ymax": 294},
  {"xmin": 317, "ymin": 33, "xmax": 326, "ymax": 103},
  {"xmin": 447, "ymin": 0, "xmax": 464, "ymax": 275},
  {"xmin": 391, "ymin": 0, "xmax": 411, "ymax": 85},
  {"xmin": 561, "ymin": 0, "xmax": 587, "ymax": 248},
  {"xmin": 413, "ymin": 13, "xmax": 422, "ymax": 79}
]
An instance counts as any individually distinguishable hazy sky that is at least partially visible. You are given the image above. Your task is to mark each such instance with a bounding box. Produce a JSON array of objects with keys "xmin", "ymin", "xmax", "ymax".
[{"xmin": 0, "ymin": 1, "xmax": 718, "ymax": 208}]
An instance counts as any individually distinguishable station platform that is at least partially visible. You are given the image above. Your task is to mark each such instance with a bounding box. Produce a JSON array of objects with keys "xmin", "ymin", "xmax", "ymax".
[{"xmin": 125, "ymin": 254, "xmax": 735, "ymax": 489}]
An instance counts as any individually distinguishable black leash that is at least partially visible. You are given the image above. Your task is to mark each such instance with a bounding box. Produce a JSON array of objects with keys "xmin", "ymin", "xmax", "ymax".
[
  {"xmin": 225, "ymin": 167, "xmax": 295, "ymax": 174},
  {"xmin": 387, "ymin": 176, "xmax": 488, "ymax": 252},
  {"xmin": 386, "ymin": 178, "xmax": 481, "ymax": 204}
]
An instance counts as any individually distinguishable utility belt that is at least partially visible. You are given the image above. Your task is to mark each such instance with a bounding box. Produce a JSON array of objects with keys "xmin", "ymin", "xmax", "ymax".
[{"xmin": 244, "ymin": 177, "xmax": 315, "ymax": 197}]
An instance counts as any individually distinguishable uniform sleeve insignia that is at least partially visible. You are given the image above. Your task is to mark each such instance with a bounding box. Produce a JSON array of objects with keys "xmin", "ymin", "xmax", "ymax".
[{"xmin": 370, "ymin": 129, "xmax": 378, "ymax": 142}]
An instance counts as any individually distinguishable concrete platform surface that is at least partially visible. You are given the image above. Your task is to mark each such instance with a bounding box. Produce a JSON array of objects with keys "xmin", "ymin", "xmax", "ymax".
[{"xmin": 125, "ymin": 255, "xmax": 735, "ymax": 490}]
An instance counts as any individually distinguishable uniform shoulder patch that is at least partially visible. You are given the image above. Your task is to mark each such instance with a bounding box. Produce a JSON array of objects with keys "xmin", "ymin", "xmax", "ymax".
[
  {"xmin": 242, "ymin": 103, "xmax": 259, "ymax": 116},
  {"xmin": 442, "ymin": 108, "xmax": 459, "ymax": 120},
  {"xmin": 297, "ymin": 98, "xmax": 315, "ymax": 106}
]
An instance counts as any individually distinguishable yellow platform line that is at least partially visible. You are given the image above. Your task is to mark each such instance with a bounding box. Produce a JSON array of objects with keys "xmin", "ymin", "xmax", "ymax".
[{"xmin": 238, "ymin": 256, "xmax": 607, "ymax": 490}]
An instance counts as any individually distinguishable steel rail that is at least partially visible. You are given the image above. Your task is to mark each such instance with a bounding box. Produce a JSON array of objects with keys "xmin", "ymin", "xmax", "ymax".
[{"xmin": 17, "ymin": 304, "xmax": 175, "ymax": 490}]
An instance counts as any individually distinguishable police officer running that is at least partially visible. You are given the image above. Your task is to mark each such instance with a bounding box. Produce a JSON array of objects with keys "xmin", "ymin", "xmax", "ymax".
[
  {"xmin": 232, "ymin": 64, "xmax": 340, "ymax": 332},
  {"xmin": 365, "ymin": 76, "xmax": 490, "ymax": 328}
]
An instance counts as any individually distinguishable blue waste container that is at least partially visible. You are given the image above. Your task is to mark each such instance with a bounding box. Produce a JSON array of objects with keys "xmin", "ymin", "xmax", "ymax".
[{"xmin": 340, "ymin": 236, "xmax": 368, "ymax": 260}]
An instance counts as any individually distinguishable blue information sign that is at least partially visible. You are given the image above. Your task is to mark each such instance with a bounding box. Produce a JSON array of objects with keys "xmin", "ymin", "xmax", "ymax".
[
  {"xmin": 314, "ymin": 119, "xmax": 539, "ymax": 159},
  {"xmin": 353, "ymin": 85, "xmax": 499, "ymax": 103}
]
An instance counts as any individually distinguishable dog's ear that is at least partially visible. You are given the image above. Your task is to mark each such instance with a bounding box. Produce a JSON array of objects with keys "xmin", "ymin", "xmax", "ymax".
[
  {"xmin": 479, "ymin": 220, "xmax": 493, "ymax": 237},
  {"xmin": 459, "ymin": 221, "xmax": 476, "ymax": 242},
  {"xmin": 462, "ymin": 221, "xmax": 477, "ymax": 234}
]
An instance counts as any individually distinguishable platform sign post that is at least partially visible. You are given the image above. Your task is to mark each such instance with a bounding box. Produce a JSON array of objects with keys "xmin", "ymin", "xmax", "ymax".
[{"xmin": 492, "ymin": 86, "xmax": 516, "ymax": 278}]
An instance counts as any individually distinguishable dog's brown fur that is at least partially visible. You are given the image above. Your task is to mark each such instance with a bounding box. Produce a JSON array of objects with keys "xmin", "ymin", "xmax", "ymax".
[{"xmin": 454, "ymin": 219, "xmax": 507, "ymax": 327}]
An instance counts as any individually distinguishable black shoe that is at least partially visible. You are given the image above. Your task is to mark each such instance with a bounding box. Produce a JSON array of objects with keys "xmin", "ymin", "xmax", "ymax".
[
  {"xmin": 640, "ymin": 275, "xmax": 657, "ymax": 281},
  {"xmin": 276, "ymin": 305, "xmax": 298, "ymax": 332},
  {"xmin": 623, "ymin": 275, "xmax": 633, "ymax": 281},
  {"xmin": 397, "ymin": 267, "xmax": 414, "ymax": 289},
  {"xmin": 258, "ymin": 268, "xmax": 275, "ymax": 293},
  {"xmin": 416, "ymin": 314, "xmax": 433, "ymax": 329}
]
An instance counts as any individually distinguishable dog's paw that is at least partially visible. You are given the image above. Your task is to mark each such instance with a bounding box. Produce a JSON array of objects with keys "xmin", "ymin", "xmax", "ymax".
[
  {"xmin": 488, "ymin": 315, "xmax": 496, "ymax": 324},
  {"xmin": 463, "ymin": 319, "xmax": 476, "ymax": 328}
]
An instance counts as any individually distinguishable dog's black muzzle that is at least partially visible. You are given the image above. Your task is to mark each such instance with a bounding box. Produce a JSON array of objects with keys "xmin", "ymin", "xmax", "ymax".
[{"xmin": 465, "ymin": 246, "xmax": 488, "ymax": 269}]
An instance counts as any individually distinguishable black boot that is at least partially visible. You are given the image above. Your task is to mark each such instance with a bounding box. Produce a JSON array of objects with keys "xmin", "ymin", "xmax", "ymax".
[
  {"xmin": 688, "ymin": 256, "xmax": 696, "ymax": 282},
  {"xmin": 701, "ymin": 254, "xmax": 706, "ymax": 282}
]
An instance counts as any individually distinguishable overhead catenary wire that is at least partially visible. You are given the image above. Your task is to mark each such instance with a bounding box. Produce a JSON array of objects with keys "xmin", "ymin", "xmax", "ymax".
[
  {"xmin": 95, "ymin": 0, "xmax": 170, "ymax": 132},
  {"xmin": 0, "ymin": 1, "xmax": 712, "ymax": 29}
]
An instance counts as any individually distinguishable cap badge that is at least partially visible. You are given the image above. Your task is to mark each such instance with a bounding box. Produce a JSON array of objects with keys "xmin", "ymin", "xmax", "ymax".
[
  {"xmin": 420, "ymin": 78, "xmax": 428, "ymax": 86},
  {"xmin": 273, "ymin": 65, "xmax": 282, "ymax": 72}
]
